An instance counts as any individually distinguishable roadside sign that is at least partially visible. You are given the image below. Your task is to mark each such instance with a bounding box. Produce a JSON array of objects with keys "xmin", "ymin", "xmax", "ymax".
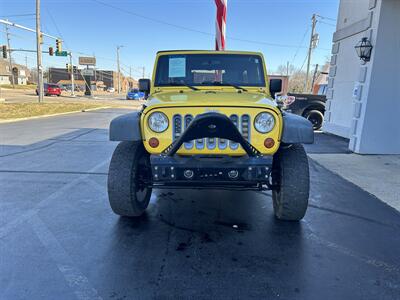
[
  {"xmin": 55, "ymin": 51, "xmax": 68, "ymax": 57},
  {"xmin": 79, "ymin": 56, "xmax": 96, "ymax": 65},
  {"xmin": 81, "ymin": 69, "xmax": 94, "ymax": 76}
]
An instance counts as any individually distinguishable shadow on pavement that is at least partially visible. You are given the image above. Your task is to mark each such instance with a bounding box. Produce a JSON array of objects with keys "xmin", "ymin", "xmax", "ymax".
[
  {"xmin": 1, "ymin": 123, "xmax": 400, "ymax": 299},
  {"xmin": 305, "ymin": 132, "xmax": 351, "ymax": 154}
]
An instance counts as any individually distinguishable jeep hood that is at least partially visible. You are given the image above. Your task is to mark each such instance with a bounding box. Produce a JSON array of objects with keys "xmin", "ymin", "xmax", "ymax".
[{"xmin": 145, "ymin": 91, "xmax": 277, "ymax": 109}]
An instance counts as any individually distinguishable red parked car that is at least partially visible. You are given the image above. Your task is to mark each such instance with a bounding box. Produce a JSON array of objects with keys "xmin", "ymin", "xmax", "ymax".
[{"xmin": 36, "ymin": 83, "xmax": 62, "ymax": 96}]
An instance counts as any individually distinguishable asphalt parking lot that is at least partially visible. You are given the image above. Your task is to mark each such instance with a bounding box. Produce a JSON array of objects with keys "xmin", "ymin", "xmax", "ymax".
[{"xmin": 1, "ymin": 109, "xmax": 400, "ymax": 300}]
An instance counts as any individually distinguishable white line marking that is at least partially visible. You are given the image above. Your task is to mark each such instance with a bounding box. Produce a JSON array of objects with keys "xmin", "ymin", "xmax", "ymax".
[
  {"xmin": 304, "ymin": 220, "xmax": 400, "ymax": 274},
  {"xmin": 30, "ymin": 215, "xmax": 103, "ymax": 300},
  {"xmin": 0, "ymin": 160, "xmax": 108, "ymax": 239}
]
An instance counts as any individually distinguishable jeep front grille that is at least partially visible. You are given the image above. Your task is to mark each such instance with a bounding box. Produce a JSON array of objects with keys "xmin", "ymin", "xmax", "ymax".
[{"xmin": 172, "ymin": 113, "xmax": 251, "ymax": 150}]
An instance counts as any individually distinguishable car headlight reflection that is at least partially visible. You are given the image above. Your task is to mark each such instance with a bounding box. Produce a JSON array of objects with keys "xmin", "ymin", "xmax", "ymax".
[
  {"xmin": 148, "ymin": 112, "xmax": 169, "ymax": 133},
  {"xmin": 254, "ymin": 112, "xmax": 275, "ymax": 133}
]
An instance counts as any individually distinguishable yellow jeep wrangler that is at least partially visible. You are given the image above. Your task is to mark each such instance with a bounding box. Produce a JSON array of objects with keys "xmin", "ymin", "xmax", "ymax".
[{"xmin": 108, "ymin": 50, "xmax": 314, "ymax": 221}]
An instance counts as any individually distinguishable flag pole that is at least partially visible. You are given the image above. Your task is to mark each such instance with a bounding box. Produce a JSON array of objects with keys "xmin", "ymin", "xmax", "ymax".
[{"xmin": 215, "ymin": 0, "xmax": 227, "ymax": 51}]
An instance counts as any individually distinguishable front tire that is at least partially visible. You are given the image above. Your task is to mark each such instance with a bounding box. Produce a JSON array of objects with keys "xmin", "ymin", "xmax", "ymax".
[
  {"xmin": 272, "ymin": 144, "xmax": 309, "ymax": 221},
  {"xmin": 108, "ymin": 141, "xmax": 152, "ymax": 217}
]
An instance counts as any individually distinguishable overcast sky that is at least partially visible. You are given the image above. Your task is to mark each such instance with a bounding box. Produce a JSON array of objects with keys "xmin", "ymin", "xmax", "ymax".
[{"xmin": 1, "ymin": 0, "xmax": 339, "ymax": 78}]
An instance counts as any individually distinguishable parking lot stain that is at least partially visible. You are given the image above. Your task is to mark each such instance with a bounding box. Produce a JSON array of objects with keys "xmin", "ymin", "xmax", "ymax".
[
  {"xmin": 200, "ymin": 233, "xmax": 214, "ymax": 243},
  {"xmin": 176, "ymin": 242, "xmax": 189, "ymax": 251}
]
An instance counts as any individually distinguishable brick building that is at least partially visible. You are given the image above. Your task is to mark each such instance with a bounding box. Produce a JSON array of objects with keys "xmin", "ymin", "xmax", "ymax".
[{"xmin": 48, "ymin": 67, "xmax": 137, "ymax": 91}]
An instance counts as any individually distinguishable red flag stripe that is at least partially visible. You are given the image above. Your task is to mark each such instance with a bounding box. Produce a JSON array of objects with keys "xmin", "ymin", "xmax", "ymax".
[{"xmin": 215, "ymin": 0, "xmax": 227, "ymax": 51}]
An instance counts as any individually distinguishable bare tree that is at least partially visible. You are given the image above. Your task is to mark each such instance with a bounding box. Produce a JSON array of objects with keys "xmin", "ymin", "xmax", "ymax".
[
  {"xmin": 275, "ymin": 64, "xmax": 296, "ymax": 76},
  {"xmin": 274, "ymin": 63, "xmax": 322, "ymax": 93},
  {"xmin": 288, "ymin": 70, "xmax": 307, "ymax": 93}
]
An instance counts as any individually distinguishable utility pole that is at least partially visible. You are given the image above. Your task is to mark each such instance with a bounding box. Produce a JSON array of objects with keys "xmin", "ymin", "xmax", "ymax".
[
  {"xmin": 286, "ymin": 61, "xmax": 289, "ymax": 76},
  {"xmin": 304, "ymin": 13, "xmax": 317, "ymax": 92},
  {"xmin": 142, "ymin": 66, "xmax": 145, "ymax": 78},
  {"xmin": 25, "ymin": 55, "xmax": 28, "ymax": 69},
  {"xmin": 116, "ymin": 45, "xmax": 123, "ymax": 94},
  {"xmin": 310, "ymin": 64, "xmax": 319, "ymax": 94},
  {"xmin": 93, "ymin": 53, "xmax": 97, "ymax": 82},
  {"xmin": 36, "ymin": 0, "xmax": 43, "ymax": 103},
  {"xmin": 5, "ymin": 23, "xmax": 15, "ymax": 88},
  {"xmin": 129, "ymin": 66, "xmax": 132, "ymax": 88},
  {"xmin": 69, "ymin": 52, "xmax": 75, "ymax": 97}
]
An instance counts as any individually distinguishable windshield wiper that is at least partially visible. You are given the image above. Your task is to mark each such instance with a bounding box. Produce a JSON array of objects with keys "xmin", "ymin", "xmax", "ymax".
[
  {"xmin": 167, "ymin": 82, "xmax": 199, "ymax": 91},
  {"xmin": 200, "ymin": 81, "xmax": 247, "ymax": 92},
  {"xmin": 224, "ymin": 83, "xmax": 248, "ymax": 92}
]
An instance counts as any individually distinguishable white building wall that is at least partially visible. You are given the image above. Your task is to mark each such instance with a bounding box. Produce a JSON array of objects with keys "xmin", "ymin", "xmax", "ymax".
[
  {"xmin": 325, "ymin": 32, "xmax": 365, "ymax": 137},
  {"xmin": 0, "ymin": 76, "xmax": 10, "ymax": 85},
  {"xmin": 324, "ymin": 0, "xmax": 374, "ymax": 138},
  {"xmin": 336, "ymin": 0, "xmax": 370, "ymax": 28},
  {"xmin": 354, "ymin": 0, "xmax": 400, "ymax": 153},
  {"xmin": 323, "ymin": 0, "xmax": 400, "ymax": 154}
]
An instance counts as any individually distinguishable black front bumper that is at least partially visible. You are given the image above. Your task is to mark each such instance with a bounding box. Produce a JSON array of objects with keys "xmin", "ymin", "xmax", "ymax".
[
  {"xmin": 150, "ymin": 154, "xmax": 273, "ymax": 190},
  {"xmin": 149, "ymin": 112, "xmax": 272, "ymax": 190}
]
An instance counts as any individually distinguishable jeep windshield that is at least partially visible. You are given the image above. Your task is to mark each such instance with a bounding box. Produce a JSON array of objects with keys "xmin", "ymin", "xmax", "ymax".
[{"xmin": 154, "ymin": 53, "xmax": 265, "ymax": 88}]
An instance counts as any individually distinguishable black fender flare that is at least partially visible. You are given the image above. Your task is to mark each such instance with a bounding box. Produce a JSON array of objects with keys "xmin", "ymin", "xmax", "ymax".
[
  {"xmin": 281, "ymin": 112, "xmax": 314, "ymax": 144},
  {"xmin": 109, "ymin": 112, "xmax": 142, "ymax": 142}
]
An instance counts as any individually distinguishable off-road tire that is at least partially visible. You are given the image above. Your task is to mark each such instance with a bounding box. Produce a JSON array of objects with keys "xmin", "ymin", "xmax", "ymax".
[
  {"xmin": 108, "ymin": 141, "xmax": 152, "ymax": 217},
  {"xmin": 304, "ymin": 109, "xmax": 324, "ymax": 131},
  {"xmin": 272, "ymin": 144, "xmax": 309, "ymax": 221}
]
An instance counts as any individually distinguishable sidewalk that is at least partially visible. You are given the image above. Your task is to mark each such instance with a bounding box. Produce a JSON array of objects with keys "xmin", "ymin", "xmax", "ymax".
[{"xmin": 307, "ymin": 133, "xmax": 400, "ymax": 211}]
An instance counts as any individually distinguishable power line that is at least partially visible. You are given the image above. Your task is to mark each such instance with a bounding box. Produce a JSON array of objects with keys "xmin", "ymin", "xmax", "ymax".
[
  {"xmin": 91, "ymin": 0, "xmax": 330, "ymax": 50},
  {"xmin": 318, "ymin": 20, "xmax": 336, "ymax": 27},
  {"xmin": 290, "ymin": 26, "xmax": 310, "ymax": 65},
  {"xmin": 316, "ymin": 15, "xmax": 337, "ymax": 22},
  {"xmin": 45, "ymin": 7, "xmax": 70, "ymax": 49},
  {"xmin": 20, "ymin": 11, "xmax": 130, "ymax": 74},
  {"xmin": 121, "ymin": 66, "xmax": 141, "ymax": 76},
  {"xmin": 299, "ymin": 53, "xmax": 309, "ymax": 72},
  {"xmin": 3, "ymin": 17, "xmax": 36, "ymax": 22},
  {"xmin": 3, "ymin": 29, "xmax": 54, "ymax": 48},
  {"xmin": 0, "ymin": 13, "xmax": 35, "ymax": 18}
]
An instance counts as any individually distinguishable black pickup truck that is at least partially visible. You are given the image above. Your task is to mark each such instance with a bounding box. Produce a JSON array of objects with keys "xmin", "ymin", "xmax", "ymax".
[{"xmin": 283, "ymin": 93, "xmax": 326, "ymax": 130}]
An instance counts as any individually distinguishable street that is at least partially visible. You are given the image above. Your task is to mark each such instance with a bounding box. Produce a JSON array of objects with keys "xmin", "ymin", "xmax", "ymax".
[
  {"xmin": 1, "ymin": 109, "xmax": 399, "ymax": 300},
  {"xmin": 0, "ymin": 88, "xmax": 139, "ymax": 103}
]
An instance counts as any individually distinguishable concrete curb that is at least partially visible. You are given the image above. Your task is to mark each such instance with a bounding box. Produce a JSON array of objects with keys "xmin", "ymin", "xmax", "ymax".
[{"xmin": 0, "ymin": 106, "xmax": 111, "ymax": 124}]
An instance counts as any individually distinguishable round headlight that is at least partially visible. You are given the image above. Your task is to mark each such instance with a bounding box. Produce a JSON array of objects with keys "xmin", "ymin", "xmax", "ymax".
[
  {"xmin": 254, "ymin": 112, "xmax": 275, "ymax": 133},
  {"xmin": 148, "ymin": 112, "xmax": 169, "ymax": 133}
]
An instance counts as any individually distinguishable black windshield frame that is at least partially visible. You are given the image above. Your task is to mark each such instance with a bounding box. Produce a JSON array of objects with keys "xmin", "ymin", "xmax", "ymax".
[{"xmin": 154, "ymin": 53, "xmax": 266, "ymax": 88}]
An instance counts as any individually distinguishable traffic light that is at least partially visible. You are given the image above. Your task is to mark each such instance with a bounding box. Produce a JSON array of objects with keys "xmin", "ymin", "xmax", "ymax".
[
  {"xmin": 49, "ymin": 47, "xmax": 54, "ymax": 56},
  {"xmin": 73, "ymin": 66, "xmax": 77, "ymax": 73},
  {"xmin": 56, "ymin": 39, "xmax": 62, "ymax": 53},
  {"xmin": 66, "ymin": 63, "xmax": 72, "ymax": 73},
  {"xmin": 2, "ymin": 45, "xmax": 7, "ymax": 59}
]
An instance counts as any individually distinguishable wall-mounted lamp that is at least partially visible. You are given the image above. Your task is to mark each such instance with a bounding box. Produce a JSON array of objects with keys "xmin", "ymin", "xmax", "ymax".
[{"xmin": 355, "ymin": 37, "xmax": 373, "ymax": 62}]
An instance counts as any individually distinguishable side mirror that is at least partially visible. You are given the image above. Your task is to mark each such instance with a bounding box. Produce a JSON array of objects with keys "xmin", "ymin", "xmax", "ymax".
[
  {"xmin": 139, "ymin": 78, "xmax": 151, "ymax": 95},
  {"xmin": 269, "ymin": 79, "xmax": 282, "ymax": 99}
]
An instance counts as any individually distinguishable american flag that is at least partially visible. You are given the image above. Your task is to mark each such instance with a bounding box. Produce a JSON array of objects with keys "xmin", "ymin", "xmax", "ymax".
[{"xmin": 215, "ymin": 0, "xmax": 227, "ymax": 51}]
